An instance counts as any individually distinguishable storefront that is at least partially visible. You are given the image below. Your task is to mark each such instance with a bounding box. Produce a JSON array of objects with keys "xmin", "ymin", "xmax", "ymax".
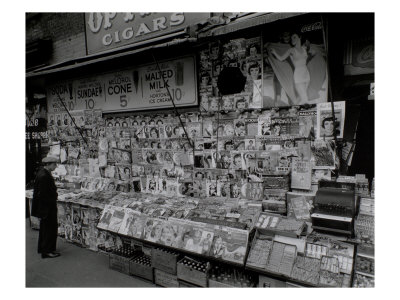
[{"xmin": 26, "ymin": 12, "xmax": 374, "ymax": 288}]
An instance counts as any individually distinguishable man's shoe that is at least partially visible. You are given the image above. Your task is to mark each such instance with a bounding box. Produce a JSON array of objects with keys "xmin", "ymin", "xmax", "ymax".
[{"xmin": 41, "ymin": 253, "xmax": 60, "ymax": 258}]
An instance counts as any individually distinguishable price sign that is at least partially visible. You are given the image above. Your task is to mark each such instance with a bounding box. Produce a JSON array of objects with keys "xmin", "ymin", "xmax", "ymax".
[
  {"xmin": 102, "ymin": 56, "xmax": 197, "ymax": 112},
  {"xmin": 73, "ymin": 76, "xmax": 105, "ymax": 111},
  {"xmin": 47, "ymin": 81, "xmax": 75, "ymax": 113}
]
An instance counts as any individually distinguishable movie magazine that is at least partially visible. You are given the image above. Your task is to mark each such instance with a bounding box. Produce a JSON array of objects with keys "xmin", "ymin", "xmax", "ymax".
[{"xmin": 316, "ymin": 101, "xmax": 345, "ymax": 140}]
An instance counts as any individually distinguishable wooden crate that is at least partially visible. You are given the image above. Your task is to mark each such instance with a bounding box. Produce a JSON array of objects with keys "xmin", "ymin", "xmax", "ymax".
[
  {"xmin": 258, "ymin": 274, "xmax": 286, "ymax": 287},
  {"xmin": 177, "ymin": 257, "xmax": 209, "ymax": 287},
  {"xmin": 109, "ymin": 253, "xmax": 131, "ymax": 275},
  {"xmin": 208, "ymin": 279, "xmax": 235, "ymax": 288},
  {"xmin": 178, "ymin": 280, "xmax": 201, "ymax": 287},
  {"xmin": 129, "ymin": 255, "xmax": 154, "ymax": 282},
  {"xmin": 154, "ymin": 269, "xmax": 179, "ymax": 287},
  {"xmin": 151, "ymin": 247, "xmax": 180, "ymax": 275}
]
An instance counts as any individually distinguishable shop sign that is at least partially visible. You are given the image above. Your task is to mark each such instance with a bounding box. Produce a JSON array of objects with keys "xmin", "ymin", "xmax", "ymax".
[
  {"xmin": 46, "ymin": 56, "xmax": 198, "ymax": 113},
  {"xmin": 344, "ymin": 38, "xmax": 374, "ymax": 76},
  {"xmin": 85, "ymin": 13, "xmax": 209, "ymax": 54}
]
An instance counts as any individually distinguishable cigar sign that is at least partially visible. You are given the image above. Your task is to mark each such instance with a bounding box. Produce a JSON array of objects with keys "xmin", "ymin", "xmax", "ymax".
[
  {"xmin": 46, "ymin": 56, "xmax": 198, "ymax": 113},
  {"xmin": 85, "ymin": 13, "xmax": 209, "ymax": 54}
]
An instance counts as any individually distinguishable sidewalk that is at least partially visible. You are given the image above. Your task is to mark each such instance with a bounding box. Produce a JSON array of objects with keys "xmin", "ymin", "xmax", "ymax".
[{"xmin": 25, "ymin": 219, "xmax": 156, "ymax": 287}]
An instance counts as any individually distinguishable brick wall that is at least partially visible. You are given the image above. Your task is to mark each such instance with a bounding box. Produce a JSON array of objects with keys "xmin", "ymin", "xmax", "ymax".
[{"xmin": 26, "ymin": 13, "xmax": 87, "ymax": 65}]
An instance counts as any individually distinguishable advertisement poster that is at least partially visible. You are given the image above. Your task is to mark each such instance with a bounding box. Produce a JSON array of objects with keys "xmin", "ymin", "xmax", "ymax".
[
  {"xmin": 73, "ymin": 76, "xmax": 105, "ymax": 111},
  {"xmin": 263, "ymin": 18, "xmax": 328, "ymax": 107},
  {"xmin": 316, "ymin": 101, "xmax": 346, "ymax": 139},
  {"xmin": 47, "ymin": 81, "xmax": 75, "ymax": 113},
  {"xmin": 102, "ymin": 56, "xmax": 197, "ymax": 112},
  {"xmin": 47, "ymin": 56, "xmax": 197, "ymax": 114}
]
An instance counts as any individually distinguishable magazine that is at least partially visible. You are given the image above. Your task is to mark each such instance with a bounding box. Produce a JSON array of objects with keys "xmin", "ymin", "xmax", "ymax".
[
  {"xmin": 290, "ymin": 196, "xmax": 312, "ymax": 221},
  {"xmin": 269, "ymin": 116, "xmax": 300, "ymax": 136},
  {"xmin": 311, "ymin": 140, "xmax": 336, "ymax": 169},
  {"xmin": 107, "ymin": 207, "xmax": 126, "ymax": 233},
  {"xmin": 299, "ymin": 109, "xmax": 317, "ymax": 138},
  {"xmin": 97, "ymin": 205, "xmax": 114, "ymax": 230},
  {"xmin": 211, "ymin": 227, "xmax": 248, "ymax": 264},
  {"xmin": 291, "ymin": 159, "xmax": 312, "ymax": 190},
  {"xmin": 258, "ymin": 114, "xmax": 272, "ymax": 136},
  {"xmin": 316, "ymin": 101, "xmax": 346, "ymax": 139},
  {"xmin": 143, "ymin": 218, "xmax": 165, "ymax": 244},
  {"xmin": 245, "ymin": 117, "xmax": 259, "ymax": 136}
]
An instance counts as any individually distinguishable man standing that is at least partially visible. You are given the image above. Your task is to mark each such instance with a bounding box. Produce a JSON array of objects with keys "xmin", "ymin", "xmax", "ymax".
[{"xmin": 31, "ymin": 156, "xmax": 60, "ymax": 259}]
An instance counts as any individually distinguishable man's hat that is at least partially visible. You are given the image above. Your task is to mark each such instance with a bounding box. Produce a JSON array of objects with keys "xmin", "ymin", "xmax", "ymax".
[{"xmin": 42, "ymin": 156, "xmax": 59, "ymax": 163}]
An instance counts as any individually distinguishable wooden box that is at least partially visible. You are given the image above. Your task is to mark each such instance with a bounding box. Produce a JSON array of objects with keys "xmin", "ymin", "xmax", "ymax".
[
  {"xmin": 208, "ymin": 279, "xmax": 235, "ymax": 288},
  {"xmin": 109, "ymin": 253, "xmax": 131, "ymax": 275},
  {"xmin": 129, "ymin": 255, "xmax": 154, "ymax": 282},
  {"xmin": 177, "ymin": 257, "xmax": 209, "ymax": 287},
  {"xmin": 154, "ymin": 269, "xmax": 179, "ymax": 287},
  {"xmin": 258, "ymin": 274, "xmax": 286, "ymax": 287},
  {"xmin": 178, "ymin": 280, "xmax": 201, "ymax": 287},
  {"xmin": 151, "ymin": 247, "xmax": 180, "ymax": 275}
]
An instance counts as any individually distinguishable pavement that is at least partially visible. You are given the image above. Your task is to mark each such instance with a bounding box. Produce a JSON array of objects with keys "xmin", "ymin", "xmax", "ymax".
[{"xmin": 25, "ymin": 219, "xmax": 156, "ymax": 287}]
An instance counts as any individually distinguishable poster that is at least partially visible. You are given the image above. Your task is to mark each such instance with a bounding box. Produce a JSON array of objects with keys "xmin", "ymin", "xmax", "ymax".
[
  {"xmin": 102, "ymin": 56, "xmax": 197, "ymax": 112},
  {"xmin": 263, "ymin": 18, "xmax": 328, "ymax": 107}
]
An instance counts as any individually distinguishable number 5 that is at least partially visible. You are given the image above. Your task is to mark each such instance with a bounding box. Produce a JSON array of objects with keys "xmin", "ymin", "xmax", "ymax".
[{"xmin": 120, "ymin": 95, "xmax": 128, "ymax": 107}]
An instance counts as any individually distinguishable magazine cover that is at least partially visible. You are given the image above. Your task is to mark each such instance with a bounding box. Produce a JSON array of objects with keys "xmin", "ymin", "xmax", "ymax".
[
  {"xmin": 269, "ymin": 116, "xmax": 300, "ymax": 136},
  {"xmin": 311, "ymin": 140, "xmax": 336, "ymax": 169},
  {"xmin": 218, "ymin": 137, "xmax": 234, "ymax": 151},
  {"xmin": 211, "ymin": 227, "xmax": 248, "ymax": 264},
  {"xmin": 263, "ymin": 17, "xmax": 328, "ymax": 107},
  {"xmin": 311, "ymin": 169, "xmax": 331, "ymax": 184},
  {"xmin": 81, "ymin": 226, "xmax": 90, "ymax": 248},
  {"xmin": 118, "ymin": 209, "xmax": 142, "ymax": 237},
  {"xmin": 217, "ymin": 178, "xmax": 231, "ymax": 198},
  {"xmin": 206, "ymin": 180, "xmax": 218, "ymax": 197},
  {"xmin": 187, "ymin": 122, "xmax": 202, "ymax": 139},
  {"xmin": 316, "ymin": 101, "xmax": 346, "ymax": 139},
  {"xmin": 233, "ymin": 136, "xmax": 246, "ymax": 150},
  {"xmin": 289, "ymin": 196, "xmax": 311, "ymax": 221},
  {"xmin": 258, "ymin": 114, "xmax": 272, "ymax": 136},
  {"xmin": 245, "ymin": 117, "xmax": 258, "ymax": 136},
  {"xmin": 107, "ymin": 207, "xmax": 126, "ymax": 233},
  {"xmin": 291, "ymin": 159, "xmax": 312, "ymax": 190},
  {"xmin": 203, "ymin": 151, "xmax": 216, "ymax": 169},
  {"xmin": 97, "ymin": 205, "xmax": 114, "ymax": 230},
  {"xmin": 234, "ymin": 119, "xmax": 247, "ymax": 136},
  {"xmin": 286, "ymin": 192, "xmax": 315, "ymax": 221},
  {"xmin": 221, "ymin": 95, "xmax": 235, "ymax": 111},
  {"xmin": 215, "ymin": 151, "xmax": 231, "ymax": 169},
  {"xmin": 117, "ymin": 164, "xmax": 131, "ymax": 181},
  {"xmin": 234, "ymin": 94, "xmax": 250, "ymax": 110},
  {"xmin": 143, "ymin": 218, "xmax": 165, "ymax": 244},
  {"xmin": 299, "ymin": 108, "xmax": 317, "ymax": 138},
  {"xmin": 230, "ymin": 151, "xmax": 244, "ymax": 170}
]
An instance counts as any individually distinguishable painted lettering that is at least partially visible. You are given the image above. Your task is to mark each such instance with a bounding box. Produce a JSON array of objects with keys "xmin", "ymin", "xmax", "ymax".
[
  {"xmin": 153, "ymin": 17, "xmax": 167, "ymax": 31},
  {"xmin": 87, "ymin": 13, "xmax": 103, "ymax": 33},
  {"xmin": 170, "ymin": 13, "xmax": 185, "ymax": 26},
  {"xmin": 136, "ymin": 23, "xmax": 151, "ymax": 36}
]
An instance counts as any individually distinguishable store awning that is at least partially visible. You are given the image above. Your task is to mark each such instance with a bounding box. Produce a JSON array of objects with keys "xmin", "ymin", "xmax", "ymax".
[
  {"xmin": 26, "ymin": 33, "xmax": 196, "ymax": 78},
  {"xmin": 197, "ymin": 12, "xmax": 306, "ymax": 37}
]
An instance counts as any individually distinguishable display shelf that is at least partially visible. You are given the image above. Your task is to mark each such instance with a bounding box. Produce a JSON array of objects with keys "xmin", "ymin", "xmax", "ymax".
[
  {"xmin": 97, "ymin": 227, "xmax": 250, "ymax": 268},
  {"xmin": 245, "ymin": 265, "xmax": 317, "ymax": 288}
]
